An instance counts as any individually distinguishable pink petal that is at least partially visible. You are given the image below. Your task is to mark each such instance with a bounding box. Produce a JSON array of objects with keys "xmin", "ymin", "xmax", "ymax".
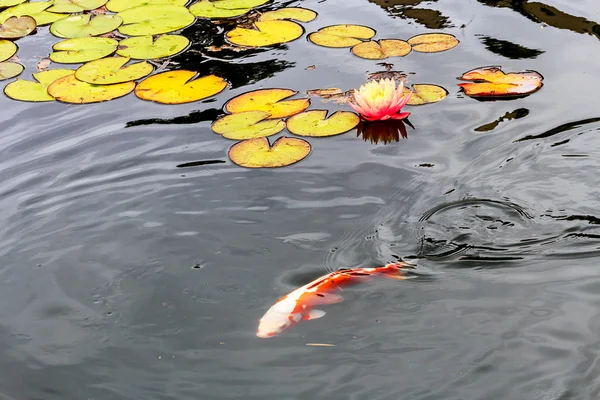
[{"xmin": 390, "ymin": 112, "xmax": 410, "ymax": 120}]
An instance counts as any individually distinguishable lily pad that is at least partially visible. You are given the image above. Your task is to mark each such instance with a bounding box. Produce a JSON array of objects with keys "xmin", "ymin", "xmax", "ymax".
[
  {"xmin": 351, "ymin": 39, "xmax": 411, "ymax": 60},
  {"xmin": 225, "ymin": 88, "xmax": 310, "ymax": 118},
  {"xmin": 0, "ymin": 38, "xmax": 16, "ymax": 62},
  {"xmin": 50, "ymin": 37, "xmax": 118, "ymax": 63},
  {"xmin": 107, "ymin": 0, "xmax": 188, "ymax": 12},
  {"xmin": 48, "ymin": 0, "xmax": 108, "ymax": 13},
  {"xmin": 228, "ymin": 136, "xmax": 311, "ymax": 168},
  {"xmin": 258, "ymin": 7, "xmax": 317, "ymax": 22},
  {"xmin": 402, "ymin": 84, "xmax": 448, "ymax": 105},
  {"xmin": 117, "ymin": 4, "xmax": 195, "ymax": 36},
  {"xmin": 116, "ymin": 34, "xmax": 189, "ymax": 59},
  {"xmin": 0, "ymin": 2, "xmax": 64, "ymax": 26},
  {"xmin": 226, "ymin": 20, "xmax": 304, "ymax": 47},
  {"xmin": 50, "ymin": 14, "xmax": 123, "ymax": 38},
  {"xmin": 286, "ymin": 110, "xmax": 359, "ymax": 137},
  {"xmin": 407, "ymin": 33, "xmax": 459, "ymax": 53},
  {"xmin": 47, "ymin": 73, "xmax": 135, "ymax": 103},
  {"xmin": 457, "ymin": 66, "xmax": 543, "ymax": 99},
  {"xmin": 4, "ymin": 69, "xmax": 74, "ymax": 101},
  {"xmin": 0, "ymin": 60, "xmax": 22, "ymax": 80},
  {"xmin": 135, "ymin": 70, "xmax": 228, "ymax": 104},
  {"xmin": 0, "ymin": 0, "xmax": 27, "ymax": 9},
  {"xmin": 75, "ymin": 56, "xmax": 153, "ymax": 84},
  {"xmin": 308, "ymin": 24, "xmax": 375, "ymax": 48},
  {"xmin": 189, "ymin": 0, "xmax": 251, "ymax": 19},
  {"xmin": 0, "ymin": 15, "xmax": 35, "ymax": 39},
  {"xmin": 212, "ymin": 110, "xmax": 285, "ymax": 140}
]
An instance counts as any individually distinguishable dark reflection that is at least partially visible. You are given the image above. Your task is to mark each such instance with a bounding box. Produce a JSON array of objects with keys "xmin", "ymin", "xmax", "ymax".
[
  {"xmin": 357, "ymin": 119, "xmax": 414, "ymax": 144},
  {"xmin": 475, "ymin": 108, "xmax": 529, "ymax": 132},
  {"xmin": 478, "ymin": 36, "xmax": 544, "ymax": 59},
  {"xmin": 368, "ymin": 0, "xmax": 453, "ymax": 29},
  {"xmin": 126, "ymin": 108, "xmax": 223, "ymax": 128},
  {"xmin": 514, "ymin": 116, "xmax": 600, "ymax": 142}
]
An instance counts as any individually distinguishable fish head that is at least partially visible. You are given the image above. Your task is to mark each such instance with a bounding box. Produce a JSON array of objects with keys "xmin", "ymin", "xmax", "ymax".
[{"xmin": 256, "ymin": 298, "xmax": 301, "ymax": 338}]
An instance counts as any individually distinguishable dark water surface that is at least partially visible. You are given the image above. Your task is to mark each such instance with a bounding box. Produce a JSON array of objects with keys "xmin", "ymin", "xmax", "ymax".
[{"xmin": 2, "ymin": 0, "xmax": 600, "ymax": 398}]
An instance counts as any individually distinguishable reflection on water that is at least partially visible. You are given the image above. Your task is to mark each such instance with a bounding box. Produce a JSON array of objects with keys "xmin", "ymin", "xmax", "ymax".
[
  {"xmin": 477, "ymin": 35, "xmax": 544, "ymax": 59},
  {"xmin": 357, "ymin": 119, "xmax": 413, "ymax": 144}
]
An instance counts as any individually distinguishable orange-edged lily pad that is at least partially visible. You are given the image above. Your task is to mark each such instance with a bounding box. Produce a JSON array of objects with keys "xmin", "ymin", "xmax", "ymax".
[
  {"xmin": 407, "ymin": 33, "xmax": 459, "ymax": 53},
  {"xmin": 226, "ymin": 20, "xmax": 304, "ymax": 47},
  {"xmin": 47, "ymin": 73, "xmax": 135, "ymax": 103},
  {"xmin": 0, "ymin": 15, "xmax": 35, "ymax": 39},
  {"xmin": 4, "ymin": 69, "xmax": 74, "ymax": 101},
  {"xmin": 212, "ymin": 110, "xmax": 285, "ymax": 140},
  {"xmin": 351, "ymin": 39, "xmax": 411, "ymax": 60},
  {"xmin": 457, "ymin": 66, "xmax": 543, "ymax": 99},
  {"xmin": 228, "ymin": 136, "xmax": 311, "ymax": 168},
  {"xmin": 308, "ymin": 24, "xmax": 375, "ymax": 48},
  {"xmin": 286, "ymin": 110, "xmax": 359, "ymax": 137},
  {"xmin": 225, "ymin": 88, "xmax": 310, "ymax": 119},
  {"xmin": 402, "ymin": 84, "xmax": 448, "ymax": 105},
  {"xmin": 258, "ymin": 7, "xmax": 317, "ymax": 23},
  {"xmin": 135, "ymin": 70, "xmax": 228, "ymax": 104},
  {"xmin": 0, "ymin": 60, "xmax": 22, "ymax": 80}
]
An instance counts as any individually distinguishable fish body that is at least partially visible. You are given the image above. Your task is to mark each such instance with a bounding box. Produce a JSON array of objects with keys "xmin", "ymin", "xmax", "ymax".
[{"xmin": 256, "ymin": 262, "xmax": 408, "ymax": 338}]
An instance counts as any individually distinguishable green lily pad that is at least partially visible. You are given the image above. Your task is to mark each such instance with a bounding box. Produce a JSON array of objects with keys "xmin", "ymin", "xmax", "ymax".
[
  {"xmin": 0, "ymin": 39, "xmax": 16, "ymax": 62},
  {"xmin": 0, "ymin": 2, "xmax": 64, "ymax": 26},
  {"xmin": 106, "ymin": 0, "xmax": 188, "ymax": 12},
  {"xmin": 0, "ymin": 0, "xmax": 27, "ymax": 9},
  {"xmin": 48, "ymin": 73, "xmax": 136, "ymax": 104},
  {"xmin": 75, "ymin": 56, "xmax": 153, "ymax": 84},
  {"xmin": 286, "ymin": 110, "xmax": 360, "ymax": 137},
  {"xmin": 117, "ymin": 4, "xmax": 194, "ymax": 36},
  {"xmin": 4, "ymin": 69, "xmax": 74, "ymax": 102},
  {"xmin": 212, "ymin": 111, "xmax": 285, "ymax": 140},
  {"xmin": 47, "ymin": 0, "xmax": 108, "ymax": 13},
  {"xmin": 0, "ymin": 15, "xmax": 36, "ymax": 39},
  {"xmin": 116, "ymin": 34, "xmax": 188, "ymax": 59},
  {"xmin": 50, "ymin": 14, "xmax": 123, "ymax": 38},
  {"xmin": 189, "ymin": 0, "xmax": 254, "ymax": 19},
  {"xmin": 0, "ymin": 60, "xmax": 22, "ymax": 80},
  {"xmin": 50, "ymin": 37, "xmax": 118, "ymax": 63}
]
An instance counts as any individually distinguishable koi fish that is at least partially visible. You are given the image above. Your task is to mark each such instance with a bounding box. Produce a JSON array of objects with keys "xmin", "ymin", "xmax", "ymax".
[{"xmin": 256, "ymin": 262, "xmax": 409, "ymax": 338}]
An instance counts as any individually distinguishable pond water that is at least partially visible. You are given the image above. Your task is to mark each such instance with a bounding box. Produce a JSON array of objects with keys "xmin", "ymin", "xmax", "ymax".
[{"xmin": 2, "ymin": 0, "xmax": 600, "ymax": 398}]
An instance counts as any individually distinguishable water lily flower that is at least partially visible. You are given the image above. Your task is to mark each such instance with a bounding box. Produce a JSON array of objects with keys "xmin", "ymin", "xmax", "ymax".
[{"xmin": 349, "ymin": 78, "xmax": 412, "ymax": 121}]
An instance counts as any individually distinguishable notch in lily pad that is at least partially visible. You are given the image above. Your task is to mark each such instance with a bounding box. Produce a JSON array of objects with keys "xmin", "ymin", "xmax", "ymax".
[
  {"xmin": 0, "ymin": 1, "xmax": 64, "ymax": 26},
  {"xmin": 308, "ymin": 24, "xmax": 375, "ymax": 48},
  {"xmin": 225, "ymin": 88, "xmax": 310, "ymax": 119},
  {"xmin": 286, "ymin": 110, "xmax": 359, "ymax": 137},
  {"xmin": 226, "ymin": 20, "xmax": 304, "ymax": 47},
  {"xmin": 116, "ymin": 34, "xmax": 189, "ymax": 59},
  {"xmin": 189, "ymin": 0, "xmax": 268, "ymax": 19},
  {"xmin": 117, "ymin": 4, "xmax": 195, "ymax": 36},
  {"xmin": 407, "ymin": 33, "xmax": 459, "ymax": 53},
  {"xmin": 4, "ymin": 69, "xmax": 74, "ymax": 102},
  {"xmin": 258, "ymin": 7, "xmax": 317, "ymax": 23},
  {"xmin": 47, "ymin": 73, "xmax": 136, "ymax": 104},
  {"xmin": 135, "ymin": 70, "xmax": 228, "ymax": 104},
  {"xmin": 48, "ymin": 0, "xmax": 108, "ymax": 14},
  {"xmin": 50, "ymin": 14, "xmax": 123, "ymax": 38},
  {"xmin": 403, "ymin": 84, "xmax": 448, "ymax": 105},
  {"xmin": 50, "ymin": 37, "xmax": 118, "ymax": 64},
  {"xmin": 0, "ymin": 15, "xmax": 35, "ymax": 40},
  {"xmin": 75, "ymin": 56, "xmax": 153, "ymax": 85},
  {"xmin": 457, "ymin": 66, "xmax": 543, "ymax": 99},
  {"xmin": 228, "ymin": 136, "xmax": 312, "ymax": 168},
  {"xmin": 351, "ymin": 39, "xmax": 411, "ymax": 60},
  {"xmin": 212, "ymin": 110, "xmax": 285, "ymax": 140}
]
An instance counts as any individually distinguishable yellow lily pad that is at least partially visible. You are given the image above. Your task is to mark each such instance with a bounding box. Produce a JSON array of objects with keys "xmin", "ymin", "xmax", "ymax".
[
  {"xmin": 225, "ymin": 88, "xmax": 310, "ymax": 119},
  {"xmin": 0, "ymin": 38, "xmax": 16, "ymax": 62},
  {"xmin": 226, "ymin": 20, "xmax": 304, "ymax": 47},
  {"xmin": 135, "ymin": 70, "xmax": 228, "ymax": 104},
  {"xmin": 258, "ymin": 7, "xmax": 317, "ymax": 22},
  {"xmin": 107, "ymin": 0, "xmax": 188, "ymax": 12},
  {"xmin": 75, "ymin": 56, "xmax": 153, "ymax": 84},
  {"xmin": 116, "ymin": 34, "xmax": 189, "ymax": 59},
  {"xmin": 228, "ymin": 136, "xmax": 311, "ymax": 168},
  {"xmin": 402, "ymin": 84, "xmax": 448, "ymax": 105},
  {"xmin": 50, "ymin": 14, "xmax": 123, "ymax": 38},
  {"xmin": 351, "ymin": 39, "xmax": 411, "ymax": 60},
  {"xmin": 117, "ymin": 4, "xmax": 195, "ymax": 36},
  {"xmin": 407, "ymin": 33, "xmax": 459, "ymax": 53},
  {"xmin": 216, "ymin": 0, "xmax": 268, "ymax": 8},
  {"xmin": 0, "ymin": 15, "xmax": 35, "ymax": 39},
  {"xmin": 0, "ymin": 0, "xmax": 27, "ymax": 9},
  {"xmin": 47, "ymin": 74, "xmax": 135, "ymax": 103},
  {"xmin": 212, "ymin": 111, "xmax": 285, "ymax": 140},
  {"xmin": 0, "ymin": 2, "xmax": 64, "ymax": 26},
  {"xmin": 308, "ymin": 24, "xmax": 375, "ymax": 48},
  {"xmin": 189, "ymin": 0, "xmax": 250, "ymax": 19},
  {"xmin": 0, "ymin": 60, "xmax": 22, "ymax": 80},
  {"xmin": 48, "ymin": 0, "xmax": 108, "ymax": 13},
  {"xmin": 4, "ymin": 69, "xmax": 74, "ymax": 102},
  {"xmin": 286, "ymin": 110, "xmax": 359, "ymax": 137},
  {"xmin": 50, "ymin": 37, "xmax": 118, "ymax": 64}
]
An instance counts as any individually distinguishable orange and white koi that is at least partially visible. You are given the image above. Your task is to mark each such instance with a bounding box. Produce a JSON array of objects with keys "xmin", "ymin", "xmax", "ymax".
[{"xmin": 256, "ymin": 262, "xmax": 409, "ymax": 338}]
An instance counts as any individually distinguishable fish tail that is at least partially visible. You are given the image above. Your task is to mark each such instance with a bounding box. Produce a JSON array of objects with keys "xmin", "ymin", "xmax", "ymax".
[{"xmin": 380, "ymin": 262, "xmax": 411, "ymax": 280}]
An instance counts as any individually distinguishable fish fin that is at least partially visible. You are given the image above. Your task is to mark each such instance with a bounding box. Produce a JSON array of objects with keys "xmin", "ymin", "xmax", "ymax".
[
  {"xmin": 304, "ymin": 309, "xmax": 326, "ymax": 320},
  {"xmin": 302, "ymin": 292, "xmax": 344, "ymax": 306}
]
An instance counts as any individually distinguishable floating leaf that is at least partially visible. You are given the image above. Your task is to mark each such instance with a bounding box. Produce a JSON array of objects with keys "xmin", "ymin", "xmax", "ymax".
[
  {"xmin": 50, "ymin": 14, "xmax": 123, "ymax": 38},
  {"xmin": 47, "ymin": 73, "xmax": 135, "ymax": 103},
  {"xmin": 212, "ymin": 111, "xmax": 285, "ymax": 140},
  {"xmin": 228, "ymin": 136, "xmax": 311, "ymax": 168},
  {"xmin": 50, "ymin": 37, "xmax": 118, "ymax": 63},
  {"xmin": 216, "ymin": 0, "xmax": 268, "ymax": 8},
  {"xmin": 306, "ymin": 88, "xmax": 352, "ymax": 104},
  {"xmin": 367, "ymin": 70, "xmax": 407, "ymax": 82},
  {"xmin": 258, "ymin": 7, "xmax": 317, "ymax": 22},
  {"xmin": 0, "ymin": 0, "xmax": 27, "ymax": 8},
  {"xmin": 308, "ymin": 24, "xmax": 375, "ymax": 48},
  {"xmin": 225, "ymin": 88, "xmax": 309, "ymax": 119},
  {"xmin": 407, "ymin": 33, "xmax": 459, "ymax": 53},
  {"xmin": 226, "ymin": 20, "xmax": 303, "ymax": 47},
  {"xmin": 106, "ymin": 0, "xmax": 188, "ymax": 12},
  {"xmin": 117, "ymin": 4, "xmax": 194, "ymax": 36},
  {"xmin": 0, "ymin": 2, "xmax": 64, "ymax": 26},
  {"xmin": 4, "ymin": 69, "xmax": 74, "ymax": 101},
  {"xmin": 457, "ymin": 66, "xmax": 543, "ymax": 99},
  {"xmin": 286, "ymin": 110, "xmax": 359, "ymax": 137},
  {"xmin": 351, "ymin": 39, "xmax": 411, "ymax": 60},
  {"xmin": 0, "ymin": 38, "xmax": 16, "ymax": 61},
  {"xmin": 135, "ymin": 70, "xmax": 227, "ymax": 104},
  {"xmin": 0, "ymin": 60, "xmax": 22, "ymax": 80},
  {"xmin": 116, "ymin": 34, "xmax": 188, "ymax": 59},
  {"xmin": 0, "ymin": 15, "xmax": 35, "ymax": 39},
  {"xmin": 48, "ymin": 0, "xmax": 108, "ymax": 13},
  {"xmin": 402, "ymin": 84, "xmax": 448, "ymax": 105},
  {"xmin": 36, "ymin": 57, "xmax": 51, "ymax": 71},
  {"xmin": 75, "ymin": 56, "xmax": 153, "ymax": 84},
  {"xmin": 189, "ymin": 0, "xmax": 250, "ymax": 19}
]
